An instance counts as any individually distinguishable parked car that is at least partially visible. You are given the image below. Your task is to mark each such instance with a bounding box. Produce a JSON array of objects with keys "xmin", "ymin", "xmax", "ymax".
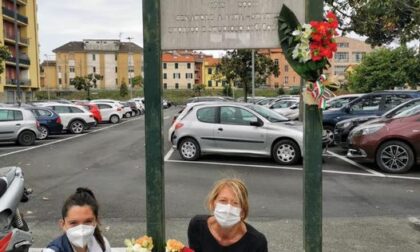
[
  {"xmin": 0, "ymin": 107, "xmax": 41, "ymax": 146},
  {"xmin": 169, "ymin": 102, "xmax": 304, "ymax": 165},
  {"xmin": 325, "ymin": 94, "xmax": 362, "ymax": 110},
  {"xmin": 25, "ymin": 107, "xmax": 63, "ymax": 140},
  {"xmin": 347, "ymin": 104, "xmax": 420, "ymax": 173},
  {"xmin": 75, "ymin": 102, "xmax": 102, "ymax": 125},
  {"xmin": 255, "ymin": 97, "xmax": 278, "ymax": 106},
  {"xmin": 334, "ymin": 98, "xmax": 420, "ymax": 148},
  {"xmin": 323, "ymin": 90, "xmax": 420, "ymax": 144},
  {"xmin": 268, "ymin": 99, "xmax": 299, "ymax": 115},
  {"xmin": 119, "ymin": 102, "xmax": 134, "ymax": 118},
  {"xmin": 186, "ymin": 96, "xmax": 228, "ymax": 104},
  {"xmin": 126, "ymin": 101, "xmax": 142, "ymax": 116},
  {"xmin": 39, "ymin": 103, "xmax": 96, "ymax": 134},
  {"xmin": 94, "ymin": 102, "xmax": 124, "ymax": 124}
]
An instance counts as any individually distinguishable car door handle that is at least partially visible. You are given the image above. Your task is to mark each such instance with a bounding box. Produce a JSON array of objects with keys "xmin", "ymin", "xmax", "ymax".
[
  {"xmin": 218, "ymin": 128, "xmax": 223, "ymax": 131},
  {"xmin": 15, "ymin": 124, "xmax": 21, "ymax": 126}
]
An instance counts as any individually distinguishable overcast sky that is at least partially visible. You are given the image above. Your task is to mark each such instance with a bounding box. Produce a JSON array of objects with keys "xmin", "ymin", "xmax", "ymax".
[{"xmin": 38, "ymin": 0, "xmax": 143, "ymax": 59}]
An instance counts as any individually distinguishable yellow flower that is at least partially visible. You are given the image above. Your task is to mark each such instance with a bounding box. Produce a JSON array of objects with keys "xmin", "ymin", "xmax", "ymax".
[
  {"xmin": 135, "ymin": 235, "xmax": 154, "ymax": 250},
  {"xmin": 166, "ymin": 239, "xmax": 184, "ymax": 252}
]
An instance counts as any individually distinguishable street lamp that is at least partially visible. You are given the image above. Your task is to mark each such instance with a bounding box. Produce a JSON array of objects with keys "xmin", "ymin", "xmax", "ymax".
[{"xmin": 126, "ymin": 36, "xmax": 134, "ymax": 99}]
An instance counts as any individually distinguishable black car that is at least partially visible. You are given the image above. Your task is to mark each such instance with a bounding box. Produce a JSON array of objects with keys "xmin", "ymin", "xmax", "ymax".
[
  {"xmin": 334, "ymin": 97, "xmax": 420, "ymax": 148},
  {"xmin": 26, "ymin": 107, "xmax": 64, "ymax": 140}
]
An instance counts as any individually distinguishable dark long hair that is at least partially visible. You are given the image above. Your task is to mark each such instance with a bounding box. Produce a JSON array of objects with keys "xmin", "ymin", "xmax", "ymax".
[{"xmin": 62, "ymin": 187, "xmax": 106, "ymax": 251}]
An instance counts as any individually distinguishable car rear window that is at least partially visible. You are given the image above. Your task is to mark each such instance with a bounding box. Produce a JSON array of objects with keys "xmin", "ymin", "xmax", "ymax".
[{"xmin": 196, "ymin": 107, "xmax": 217, "ymax": 123}]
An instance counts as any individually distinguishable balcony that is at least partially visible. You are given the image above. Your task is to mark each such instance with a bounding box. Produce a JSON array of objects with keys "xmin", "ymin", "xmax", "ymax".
[
  {"xmin": 6, "ymin": 79, "xmax": 31, "ymax": 86},
  {"xmin": 17, "ymin": 0, "xmax": 27, "ymax": 5},
  {"xmin": 3, "ymin": 31, "xmax": 29, "ymax": 46},
  {"xmin": 6, "ymin": 54, "xmax": 31, "ymax": 66},
  {"xmin": 2, "ymin": 7, "xmax": 28, "ymax": 25}
]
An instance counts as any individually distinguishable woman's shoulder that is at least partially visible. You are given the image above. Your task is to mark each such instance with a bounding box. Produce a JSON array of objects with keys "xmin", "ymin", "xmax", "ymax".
[
  {"xmin": 189, "ymin": 215, "xmax": 211, "ymax": 226},
  {"xmin": 244, "ymin": 222, "xmax": 267, "ymax": 244}
]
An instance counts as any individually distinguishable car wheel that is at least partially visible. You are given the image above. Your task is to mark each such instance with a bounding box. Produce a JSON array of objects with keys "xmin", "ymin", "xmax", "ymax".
[
  {"xmin": 93, "ymin": 118, "xmax": 98, "ymax": 126},
  {"xmin": 17, "ymin": 131, "xmax": 36, "ymax": 146},
  {"xmin": 69, "ymin": 120, "xmax": 85, "ymax": 134},
  {"xmin": 110, "ymin": 115, "xmax": 120, "ymax": 124},
  {"xmin": 179, "ymin": 138, "xmax": 200, "ymax": 161},
  {"xmin": 131, "ymin": 111, "xmax": 136, "ymax": 117},
  {"xmin": 324, "ymin": 125, "xmax": 335, "ymax": 146},
  {"xmin": 38, "ymin": 126, "xmax": 49, "ymax": 140},
  {"xmin": 125, "ymin": 112, "xmax": 131, "ymax": 118},
  {"xmin": 272, "ymin": 139, "xmax": 301, "ymax": 165},
  {"xmin": 376, "ymin": 141, "xmax": 415, "ymax": 173}
]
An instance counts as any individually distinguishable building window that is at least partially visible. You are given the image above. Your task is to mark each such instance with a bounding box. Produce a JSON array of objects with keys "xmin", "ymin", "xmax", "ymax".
[
  {"xmin": 187, "ymin": 63, "xmax": 191, "ymax": 69},
  {"xmin": 58, "ymin": 78, "xmax": 62, "ymax": 84},
  {"xmin": 163, "ymin": 73, "xmax": 167, "ymax": 79},
  {"xmin": 186, "ymin": 73, "xmax": 193, "ymax": 79},
  {"xmin": 115, "ymin": 67, "xmax": 118, "ymax": 73},
  {"xmin": 284, "ymin": 76, "xmax": 289, "ymax": 85},
  {"xmin": 338, "ymin": 42, "xmax": 349, "ymax": 48},
  {"xmin": 115, "ymin": 78, "xmax": 118, "ymax": 84},
  {"xmin": 58, "ymin": 66, "xmax": 62, "ymax": 72},
  {"xmin": 208, "ymin": 80, "xmax": 212, "ymax": 87},
  {"xmin": 353, "ymin": 52, "xmax": 366, "ymax": 62},
  {"xmin": 163, "ymin": 63, "xmax": 167, "ymax": 69},
  {"xmin": 93, "ymin": 67, "xmax": 96, "ymax": 73},
  {"xmin": 92, "ymin": 54, "xmax": 96, "ymax": 61},
  {"xmin": 285, "ymin": 65, "xmax": 289, "ymax": 72},
  {"xmin": 175, "ymin": 83, "xmax": 179, "ymax": 89},
  {"xmin": 187, "ymin": 83, "xmax": 191, "ymax": 89},
  {"xmin": 173, "ymin": 73, "xmax": 181, "ymax": 79},
  {"xmin": 208, "ymin": 68, "xmax": 212, "ymax": 75},
  {"xmin": 335, "ymin": 52, "xmax": 349, "ymax": 62},
  {"xmin": 115, "ymin": 54, "xmax": 118, "ymax": 61},
  {"xmin": 216, "ymin": 81, "xmax": 219, "ymax": 87},
  {"xmin": 274, "ymin": 59, "xmax": 279, "ymax": 66},
  {"xmin": 69, "ymin": 66, "xmax": 75, "ymax": 73},
  {"xmin": 175, "ymin": 63, "xmax": 178, "ymax": 69},
  {"xmin": 334, "ymin": 65, "xmax": 347, "ymax": 75},
  {"xmin": 163, "ymin": 83, "xmax": 167, "ymax": 89}
]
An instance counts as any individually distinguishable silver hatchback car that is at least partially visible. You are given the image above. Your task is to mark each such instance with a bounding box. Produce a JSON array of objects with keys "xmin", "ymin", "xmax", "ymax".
[
  {"xmin": 170, "ymin": 102, "xmax": 304, "ymax": 165},
  {"xmin": 0, "ymin": 107, "xmax": 41, "ymax": 146}
]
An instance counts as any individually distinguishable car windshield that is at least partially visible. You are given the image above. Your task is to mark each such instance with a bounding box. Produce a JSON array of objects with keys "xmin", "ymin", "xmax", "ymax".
[
  {"xmin": 393, "ymin": 104, "xmax": 420, "ymax": 118},
  {"xmin": 384, "ymin": 99, "xmax": 420, "ymax": 117},
  {"xmin": 245, "ymin": 104, "xmax": 289, "ymax": 122}
]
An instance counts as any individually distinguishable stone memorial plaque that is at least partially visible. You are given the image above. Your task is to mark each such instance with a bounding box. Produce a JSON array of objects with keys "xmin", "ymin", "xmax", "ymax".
[{"xmin": 161, "ymin": 0, "xmax": 305, "ymax": 50}]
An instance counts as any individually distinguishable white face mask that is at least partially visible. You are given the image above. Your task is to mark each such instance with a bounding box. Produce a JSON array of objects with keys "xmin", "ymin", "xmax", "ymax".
[
  {"xmin": 66, "ymin": 224, "xmax": 96, "ymax": 248},
  {"xmin": 214, "ymin": 202, "xmax": 242, "ymax": 228}
]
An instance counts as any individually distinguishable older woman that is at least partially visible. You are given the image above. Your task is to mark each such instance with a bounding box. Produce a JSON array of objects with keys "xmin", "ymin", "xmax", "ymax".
[{"xmin": 188, "ymin": 178, "xmax": 268, "ymax": 252}]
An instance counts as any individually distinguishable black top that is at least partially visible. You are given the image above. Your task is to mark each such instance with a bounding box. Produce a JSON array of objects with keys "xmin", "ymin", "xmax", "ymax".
[{"xmin": 188, "ymin": 215, "xmax": 268, "ymax": 252}]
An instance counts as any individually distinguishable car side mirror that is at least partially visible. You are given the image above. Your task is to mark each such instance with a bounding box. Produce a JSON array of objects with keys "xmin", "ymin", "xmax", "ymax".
[
  {"xmin": 343, "ymin": 105, "xmax": 350, "ymax": 113},
  {"xmin": 290, "ymin": 104, "xmax": 298, "ymax": 109},
  {"xmin": 250, "ymin": 118, "xmax": 263, "ymax": 127}
]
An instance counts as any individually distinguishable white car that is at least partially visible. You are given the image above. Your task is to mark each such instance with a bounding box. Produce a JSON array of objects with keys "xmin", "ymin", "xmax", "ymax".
[
  {"xmin": 39, "ymin": 103, "xmax": 95, "ymax": 134},
  {"xmin": 268, "ymin": 99, "xmax": 299, "ymax": 115},
  {"xmin": 118, "ymin": 102, "xmax": 134, "ymax": 118},
  {"xmin": 94, "ymin": 102, "xmax": 124, "ymax": 124}
]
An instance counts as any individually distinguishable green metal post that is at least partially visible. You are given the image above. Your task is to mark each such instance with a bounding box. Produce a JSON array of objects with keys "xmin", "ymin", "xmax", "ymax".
[
  {"xmin": 303, "ymin": 0, "xmax": 324, "ymax": 251},
  {"xmin": 142, "ymin": 0, "xmax": 165, "ymax": 251}
]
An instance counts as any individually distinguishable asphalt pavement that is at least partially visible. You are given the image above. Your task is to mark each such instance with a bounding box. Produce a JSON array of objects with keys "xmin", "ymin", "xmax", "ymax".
[{"xmin": 1, "ymin": 106, "xmax": 419, "ymax": 251}]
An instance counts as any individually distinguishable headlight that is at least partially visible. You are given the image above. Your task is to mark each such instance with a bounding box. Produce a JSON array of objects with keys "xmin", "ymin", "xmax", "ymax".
[
  {"xmin": 353, "ymin": 124, "xmax": 384, "ymax": 136},
  {"xmin": 341, "ymin": 121, "xmax": 352, "ymax": 128}
]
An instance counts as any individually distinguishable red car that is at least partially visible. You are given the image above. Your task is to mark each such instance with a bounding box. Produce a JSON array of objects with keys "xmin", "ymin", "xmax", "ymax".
[
  {"xmin": 75, "ymin": 102, "xmax": 102, "ymax": 125},
  {"xmin": 347, "ymin": 104, "xmax": 420, "ymax": 173}
]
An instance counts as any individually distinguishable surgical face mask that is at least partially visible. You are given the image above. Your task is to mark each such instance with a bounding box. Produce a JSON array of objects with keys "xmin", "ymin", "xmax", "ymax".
[
  {"xmin": 214, "ymin": 202, "xmax": 242, "ymax": 228},
  {"xmin": 66, "ymin": 224, "xmax": 96, "ymax": 248}
]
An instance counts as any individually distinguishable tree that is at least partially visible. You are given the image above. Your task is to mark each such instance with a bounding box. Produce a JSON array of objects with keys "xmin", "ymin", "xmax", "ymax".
[
  {"xmin": 70, "ymin": 73, "xmax": 103, "ymax": 100},
  {"xmin": 223, "ymin": 84, "xmax": 233, "ymax": 97},
  {"xmin": 0, "ymin": 45, "xmax": 11, "ymax": 74},
  {"xmin": 120, "ymin": 81, "xmax": 129, "ymax": 97},
  {"xmin": 216, "ymin": 49, "xmax": 279, "ymax": 102},
  {"xmin": 277, "ymin": 87, "xmax": 285, "ymax": 95},
  {"xmin": 193, "ymin": 84, "xmax": 206, "ymax": 96},
  {"xmin": 131, "ymin": 75, "xmax": 143, "ymax": 88},
  {"xmin": 347, "ymin": 46, "xmax": 420, "ymax": 92},
  {"xmin": 325, "ymin": 0, "xmax": 419, "ymax": 46}
]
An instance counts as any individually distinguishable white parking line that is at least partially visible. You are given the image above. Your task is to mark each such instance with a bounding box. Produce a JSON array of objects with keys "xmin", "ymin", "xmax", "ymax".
[
  {"xmin": 164, "ymin": 150, "xmax": 420, "ymax": 181},
  {"xmin": 326, "ymin": 150, "xmax": 386, "ymax": 177},
  {"xmin": 0, "ymin": 118, "xmax": 141, "ymax": 158}
]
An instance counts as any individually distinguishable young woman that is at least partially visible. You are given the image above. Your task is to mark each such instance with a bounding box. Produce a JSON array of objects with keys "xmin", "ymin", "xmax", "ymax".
[
  {"xmin": 188, "ymin": 178, "xmax": 268, "ymax": 252},
  {"xmin": 43, "ymin": 187, "xmax": 111, "ymax": 252}
]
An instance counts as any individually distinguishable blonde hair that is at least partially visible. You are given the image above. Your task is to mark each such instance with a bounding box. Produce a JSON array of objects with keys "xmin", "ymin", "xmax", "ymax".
[{"xmin": 206, "ymin": 178, "xmax": 249, "ymax": 220}]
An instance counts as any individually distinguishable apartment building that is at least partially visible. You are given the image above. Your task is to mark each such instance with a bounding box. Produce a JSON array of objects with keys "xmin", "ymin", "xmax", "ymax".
[
  {"xmin": 0, "ymin": 0, "xmax": 40, "ymax": 103},
  {"xmin": 203, "ymin": 57, "xmax": 225, "ymax": 89},
  {"xmin": 51, "ymin": 39, "xmax": 143, "ymax": 90},
  {"xmin": 325, "ymin": 36, "xmax": 374, "ymax": 82},
  {"xmin": 162, "ymin": 53, "xmax": 195, "ymax": 89},
  {"xmin": 40, "ymin": 60, "xmax": 55, "ymax": 90},
  {"xmin": 259, "ymin": 49, "xmax": 301, "ymax": 89}
]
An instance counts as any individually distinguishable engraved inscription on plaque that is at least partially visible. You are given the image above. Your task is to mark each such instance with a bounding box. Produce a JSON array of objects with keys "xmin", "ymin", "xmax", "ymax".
[{"xmin": 161, "ymin": 0, "xmax": 304, "ymax": 50}]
